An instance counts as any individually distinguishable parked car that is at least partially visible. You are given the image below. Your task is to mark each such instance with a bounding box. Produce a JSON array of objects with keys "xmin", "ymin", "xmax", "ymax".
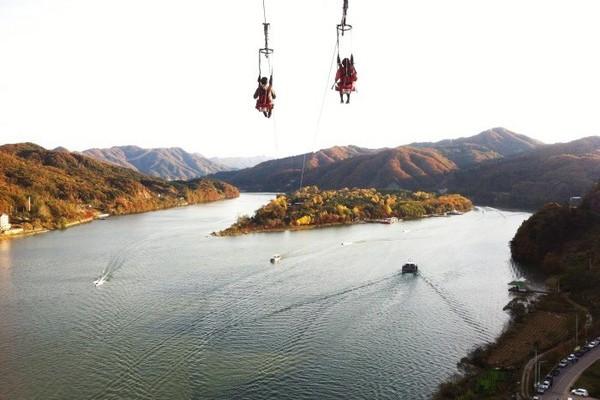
[
  {"xmin": 559, "ymin": 359, "xmax": 569, "ymax": 368},
  {"xmin": 536, "ymin": 385, "xmax": 547, "ymax": 394},
  {"xmin": 567, "ymin": 353, "xmax": 578, "ymax": 363},
  {"xmin": 571, "ymin": 388, "xmax": 589, "ymax": 397}
]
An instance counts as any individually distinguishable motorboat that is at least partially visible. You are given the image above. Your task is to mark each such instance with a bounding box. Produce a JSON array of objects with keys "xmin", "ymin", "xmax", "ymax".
[
  {"xmin": 94, "ymin": 277, "xmax": 106, "ymax": 287},
  {"xmin": 270, "ymin": 254, "xmax": 282, "ymax": 264},
  {"xmin": 401, "ymin": 263, "xmax": 418, "ymax": 274}
]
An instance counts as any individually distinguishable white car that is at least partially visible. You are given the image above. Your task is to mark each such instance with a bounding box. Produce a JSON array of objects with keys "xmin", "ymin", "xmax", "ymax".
[{"xmin": 571, "ymin": 388, "xmax": 589, "ymax": 397}]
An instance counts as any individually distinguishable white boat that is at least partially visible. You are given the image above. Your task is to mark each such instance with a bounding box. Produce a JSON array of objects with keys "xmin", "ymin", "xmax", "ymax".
[
  {"xmin": 94, "ymin": 277, "xmax": 106, "ymax": 287},
  {"xmin": 270, "ymin": 255, "xmax": 282, "ymax": 264},
  {"xmin": 97, "ymin": 213, "xmax": 110, "ymax": 220}
]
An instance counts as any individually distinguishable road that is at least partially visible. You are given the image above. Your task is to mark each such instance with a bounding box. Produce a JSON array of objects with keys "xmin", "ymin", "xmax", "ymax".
[{"xmin": 540, "ymin": 343, "xmax": 600, "ymax": 400}]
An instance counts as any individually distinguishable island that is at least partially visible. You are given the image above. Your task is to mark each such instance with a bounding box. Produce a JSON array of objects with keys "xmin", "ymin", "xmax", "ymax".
[{"xmin": 215, "ymin": 186, "xmax": 473, "ymax": 236}]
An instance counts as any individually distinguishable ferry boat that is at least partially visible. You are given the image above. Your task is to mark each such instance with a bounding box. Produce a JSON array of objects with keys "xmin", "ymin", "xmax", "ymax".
[
  {"xmin": 401, "ymin": 262, "xmax": 418, "ymax": 274},
  {"xmin": 270, "ymin": 254, "xmax": 282, "ymax": 264}
]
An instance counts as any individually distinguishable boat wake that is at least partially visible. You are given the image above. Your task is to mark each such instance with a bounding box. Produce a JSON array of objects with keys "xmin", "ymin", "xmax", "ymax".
[{"xmin": 418, "ymin": 273, "xmax": 491, "ymax": 341}]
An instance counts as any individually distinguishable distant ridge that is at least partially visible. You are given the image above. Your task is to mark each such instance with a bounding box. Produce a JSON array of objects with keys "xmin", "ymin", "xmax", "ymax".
[
  {"xmin": 447, "ymin": 136, "xmax": 600, "ymax": 208},
  {"xmin": 210, "ymin": 128, "xmax": 546, "ymax": 195},
  {"xmin": 209, "ymin": 155, "xmax": 271, "ymax": 170},
  {"xmin": 211, "ymin": 145, "xmax": 378, "ymax": 192},
  {"xmin": 414, "ymin": 127, "xmax": 543, "ymax": 167},
  {"xmin": 82, "ymin": 146, "xmax": 227, "ymax": 180}
]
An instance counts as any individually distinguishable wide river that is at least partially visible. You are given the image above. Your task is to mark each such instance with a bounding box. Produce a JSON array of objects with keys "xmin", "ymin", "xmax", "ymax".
[{"xmin": 0, "ymin": 194, "xmax": 531, "ymax": 400}]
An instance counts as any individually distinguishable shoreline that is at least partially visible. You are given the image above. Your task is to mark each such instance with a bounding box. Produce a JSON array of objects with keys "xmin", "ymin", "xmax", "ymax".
[
  {"xmin": 214, "ymin": 211, "xmax": 465, "ymax": 237},
  {"xmin": 0, "ymin": 195, "xmax": 239, "ymax": 242}
]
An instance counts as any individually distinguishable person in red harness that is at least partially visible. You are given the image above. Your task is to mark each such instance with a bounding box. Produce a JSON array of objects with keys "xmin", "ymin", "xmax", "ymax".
[
  {"xmin": 334, "ymin": 56, "xmax": 357, "ymax": 104},
  {"xmin": 254, "ymin": 75, "xmax": 276, "ymax": 118}
]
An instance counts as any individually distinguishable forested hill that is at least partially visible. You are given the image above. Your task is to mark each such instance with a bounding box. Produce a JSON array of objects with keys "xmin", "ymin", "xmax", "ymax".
[
  {"xmin": 0, "ymin": 143, "xmax": 239, "ymax": 230},
  {"xmin": 511, "ymin": 183, "xmax": 600, "ymax": 315},
  {"xmin": 210, "ymin": 129, "xmax": 600, "ymax": 209},
  {"xmin": 448, "ymin": 136, "xmax": 600, "ymax": 209},
  {"xmin": 82, "ymin": 145, "xmax": 227, "ymax": 180},
  {"xmin": 413, "ymin": 127, "xmax": 543, "ymax": 167},
  {"xmin": 211, "ymin": 145, "xmax": 377, "ymax": 192}
]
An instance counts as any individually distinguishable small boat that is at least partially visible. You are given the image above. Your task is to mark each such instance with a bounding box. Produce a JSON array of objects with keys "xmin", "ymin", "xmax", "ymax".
[
  {"xmin": 401, "ymin": 263, "xmax": 418, "ymax": 274},
  {"xmin": 447, "ymin": 209, "xmax": 464, "ymax": 216},
  {"xmin": 270, "ymin": 254, "xmax": 282, "ymax": 264},
  {"xmin": 97, "ymin": 213, "xmax": 110, "ymax": 220},
  {"xmin": 94, "ymin": 277, "xmax": 106, "ymax": 287}
]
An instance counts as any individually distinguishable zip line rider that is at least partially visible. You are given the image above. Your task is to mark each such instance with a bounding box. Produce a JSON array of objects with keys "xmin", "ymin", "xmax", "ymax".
[
  {"xmin": 334, "ymin": 55, "xmax": 357, "ymax": 104},
  {"xmin": 254, "ymin": 75, "xmax": 276, "ymax": 118}
]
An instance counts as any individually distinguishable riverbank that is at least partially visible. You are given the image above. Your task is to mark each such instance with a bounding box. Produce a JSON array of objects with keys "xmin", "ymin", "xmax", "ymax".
[
  {"xmin": 1, "ymin": 195, "xmax": 239, "ymax": 241},
  {"xmin": 433, "ymin": 291, "xmax": 591, "ymax": 399},
  {"xmin": 435, "ymin": 185, "xmax": 600, "ymax": 399}
]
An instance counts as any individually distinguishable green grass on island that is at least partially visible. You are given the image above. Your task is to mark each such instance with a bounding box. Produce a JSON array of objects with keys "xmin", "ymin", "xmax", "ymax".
[{"xmin": 216, "ymin": 186, "xmax": 473, "ymax": 236}]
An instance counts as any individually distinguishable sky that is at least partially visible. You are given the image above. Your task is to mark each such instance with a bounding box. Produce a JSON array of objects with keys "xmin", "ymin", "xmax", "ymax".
[{"xmin": 2, "ymin": 0, "xmax": 600, "ymax": 157}]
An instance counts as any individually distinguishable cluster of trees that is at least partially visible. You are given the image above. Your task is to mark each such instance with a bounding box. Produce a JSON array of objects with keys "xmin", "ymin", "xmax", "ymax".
[
  {"xmin": 221, "ymin": 186, "xmax": 472, "ymax": 235},
  {"xmin": 511, "ymin": 183, "xmax": 600, "ymax": 314},
  {"xmin": 0, "ymin": 143, "xmax": 239, "ymax": 230}
]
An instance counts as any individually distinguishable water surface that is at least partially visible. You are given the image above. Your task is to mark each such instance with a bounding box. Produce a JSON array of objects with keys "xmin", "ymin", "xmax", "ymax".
[{"xmin": 0, "ymin": 194, "xmax": 530, "ymax": 399}]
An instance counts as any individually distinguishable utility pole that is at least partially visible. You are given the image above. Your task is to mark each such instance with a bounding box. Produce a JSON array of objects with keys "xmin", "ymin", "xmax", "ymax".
[
  {"xmin": 575, "ymin": 313, "xmax": 579, "ymax": 348},
  {"xmin": 533, "ymin": 346, "xmax": 538, "ymax": 390}
]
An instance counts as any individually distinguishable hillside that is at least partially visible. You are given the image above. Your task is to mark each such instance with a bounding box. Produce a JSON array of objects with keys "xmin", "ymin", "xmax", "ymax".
[
  {"xmin": 211, "ymin": 145, "xmax": 377, "ymax": 192},
  {"xmin": 415, "ymin": 127, "xmax": 543, "ymax": 167},
  {"xmin": 0, "ymin": 143, "xmax": 239, "ymax": 231},
  {"xmin": 303, "ymin": 146, "xmax": 458, "ymax": 190},
  {"xmin": 83, "ymin": 146, "xmax": 227, "ymax": 180},
  {"xmin": 210, "ymin": 129, "xmax": 600, "ymax": 209},
  {"xmin": 447, "ymin": 136, "xmax": 600, "ymax": 209},
  {"xmin": 210, "ymin": 128, "xmax": 543, "ymax": 194}
]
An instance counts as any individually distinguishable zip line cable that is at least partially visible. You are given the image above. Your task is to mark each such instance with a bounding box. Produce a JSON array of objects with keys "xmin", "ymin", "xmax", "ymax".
[{"xmin": 299, "ymin": 38, "xmax": 340, "ymax": 189}]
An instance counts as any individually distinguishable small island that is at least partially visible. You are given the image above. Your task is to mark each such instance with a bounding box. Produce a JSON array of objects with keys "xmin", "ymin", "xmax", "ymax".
[{"xmin": 216, "ymin": 186, "xmax": 473, "ymax": 236}]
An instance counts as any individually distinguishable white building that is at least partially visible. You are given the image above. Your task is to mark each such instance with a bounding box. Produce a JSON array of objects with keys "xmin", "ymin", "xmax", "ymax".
[{"xmin": 0, "ymin": 213, "xmax": 11, "ymax": 231}]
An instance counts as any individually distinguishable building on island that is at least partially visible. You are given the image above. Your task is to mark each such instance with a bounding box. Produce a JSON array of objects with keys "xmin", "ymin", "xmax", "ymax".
[{"xmin": 0, "ymin": 213, "xmax": 11, "ymax": 232}]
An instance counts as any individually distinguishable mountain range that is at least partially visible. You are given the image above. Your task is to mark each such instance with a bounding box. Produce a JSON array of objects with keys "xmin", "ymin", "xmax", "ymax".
[
  {"xmin": 211, "ymin": 128, "xmax": 600, "ymax": 209},
  {"xmin": 81, "ymin": 146, "xmax": 268, "ymax": 180}
]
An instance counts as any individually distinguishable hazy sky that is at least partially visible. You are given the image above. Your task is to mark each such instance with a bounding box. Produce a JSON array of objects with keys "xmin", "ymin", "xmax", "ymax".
[{"xmin": 2, "ymin": 0, "xmax": 600, "ymax": 157}]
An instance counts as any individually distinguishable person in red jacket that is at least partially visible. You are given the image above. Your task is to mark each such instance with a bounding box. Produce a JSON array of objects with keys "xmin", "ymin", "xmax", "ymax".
[
  {"xmin": 334, "ymin": 56, "xmax": 357, "ymax": 104},
  {"xmin": 254, "ymin": 75, "xmax": 276, "ymax": 118}
]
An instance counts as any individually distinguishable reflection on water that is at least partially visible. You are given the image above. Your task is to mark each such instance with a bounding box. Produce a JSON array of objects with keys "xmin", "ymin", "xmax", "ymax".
[{"xmin": 0, "ymin": 194, "xmax": 530, "ymax": 400}]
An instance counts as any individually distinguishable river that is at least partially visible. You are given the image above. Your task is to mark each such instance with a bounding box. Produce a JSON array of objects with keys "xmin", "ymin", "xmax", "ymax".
[{"xmin": 0, "ymin": 194, "xmax": 530, "ymax": 399}]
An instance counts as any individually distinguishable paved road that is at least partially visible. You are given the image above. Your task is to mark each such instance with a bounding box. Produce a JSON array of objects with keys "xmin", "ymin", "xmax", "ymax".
[{"xmin": 540, "ymin": 343, "xmax": 600, "ymax": 400}]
